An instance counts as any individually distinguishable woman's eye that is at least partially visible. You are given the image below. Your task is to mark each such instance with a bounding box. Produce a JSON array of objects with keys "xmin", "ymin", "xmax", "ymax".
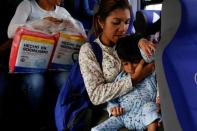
[
  {"xmin": 112, "ymin": 22, "xmax": 120, "ymax": 25},
  {"xmin": 125, "ymin": 19, "xmax": 130, "ymax": 25},
  {"xmin": 112, "ymin": 19, "xmax": 130, "ymax": 25},
  {"xmin": 112, "ymin": 19, "xmax": 121, "ymax": 25}
]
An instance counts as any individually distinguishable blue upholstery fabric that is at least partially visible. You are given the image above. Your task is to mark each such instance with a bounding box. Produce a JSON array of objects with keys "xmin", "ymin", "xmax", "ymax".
[
  {"xmin": 76, "ymin": 0, "xmax": 98, "ymax": 31},
  {"xmin": 162, "ymin": 1, "xmax": 197, "ymax": 130},
  {"xmin": 134, "ymin": 10, "xmax": 161, "ymax": 36},
  {"xmin": 63, "ymin": 0, "xmax": 98, "ymax": 31}
]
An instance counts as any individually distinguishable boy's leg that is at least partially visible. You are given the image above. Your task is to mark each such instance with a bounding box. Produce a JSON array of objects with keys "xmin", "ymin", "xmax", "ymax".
[
  {"xmin": 147, "ymin": 121, "xmax": 158, "ymax": 131},
  {"xmin": 91, "ymin": 116, "xmax": 124, "ymax": 131},
  {"xmin": 142, "ymin": 102, "xmax": 161, "ymax": 131}
]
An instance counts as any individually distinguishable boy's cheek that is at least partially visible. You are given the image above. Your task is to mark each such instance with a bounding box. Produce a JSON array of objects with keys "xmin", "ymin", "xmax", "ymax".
[{"xmin": 124, "ymin": 68, "xmax": 135, "ymax": 74}]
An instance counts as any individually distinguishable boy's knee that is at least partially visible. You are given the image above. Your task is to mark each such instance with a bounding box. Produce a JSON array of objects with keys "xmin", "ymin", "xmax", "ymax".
[
  {"xmin": 91, "ymin": 126, "xmax": 103, "ymax": 131},
  {"xmin": 142, "ymin": 102, "xmax": 158, "ymax": 113},
  {"xmin": 91, "ymin": 127, "xmax": 98, "ymax": 131}
]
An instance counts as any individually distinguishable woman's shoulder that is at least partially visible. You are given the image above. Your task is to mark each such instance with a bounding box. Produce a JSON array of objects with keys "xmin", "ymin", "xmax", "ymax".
[
  {"xmin": 80, "ymin": 37, "xmax": 102, "ymax": 52},
  {"xmin": 80, "ymin": 39, "xmax": 101, "ymax": 52},
  {"xmin": 13, "ymin": 0, "xmax": 32, "ymax": 15},
  {"xmin": 18, "ymin": 0, "xmax": 31, "ymax": 7},
  {"xmin": 21, "ymin": 0, "xmax": 32, "ymax": 5},
  {"xmin": 16, "ymin": 0, "xmax": 33, "ymax": 10},
  {"xmin": 56, "ymin": 6, "xmax": 71, "ymax": 16},
  {"xmin": 80, "ymin": 42, "xmax": 92, "ymax": 52},
  {"xmin": 79, "ymin": 42, "xmax": 94, "ymax": 62}
]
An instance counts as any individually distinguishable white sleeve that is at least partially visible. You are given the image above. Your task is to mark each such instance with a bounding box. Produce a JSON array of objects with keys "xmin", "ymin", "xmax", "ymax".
[
  {"xmin": 79, "ymin": 43, "xmax": 133, "ymax": 105},
  {"xmin": 56, "ymin": 6, "xmax": 71, "ymax": 20},
  {"xmin": 7, "ymin": 0, "xmax": 31, "ymax": 38}
]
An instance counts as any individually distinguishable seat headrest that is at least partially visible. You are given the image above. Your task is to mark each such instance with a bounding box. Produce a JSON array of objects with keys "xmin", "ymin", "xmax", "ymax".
[{"xmin": 134, "ymin": 10, "xmax": 161, "ymax": 37}]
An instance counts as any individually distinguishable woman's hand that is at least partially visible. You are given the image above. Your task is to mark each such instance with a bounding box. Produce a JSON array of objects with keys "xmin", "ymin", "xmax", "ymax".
[
  {"xmin": 110, "ymin": 107, "xmax": 124, "ymax": 117},
  {"xmin": 43, "ymin": 17, "xmax": 63, "ymax": 24},
  {"xmin": 138, "ymin": 38, "xmax": 156, "ymax": 58}
]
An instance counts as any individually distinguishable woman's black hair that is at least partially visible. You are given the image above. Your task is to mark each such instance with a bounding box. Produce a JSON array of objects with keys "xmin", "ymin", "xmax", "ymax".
[
  {"xmin": 116, "ymin": 34, "xmax": 143, "ymax": 62},
  {"xmin": 93, "ymin": 0, "xmax": 131, "ymax": 37}
]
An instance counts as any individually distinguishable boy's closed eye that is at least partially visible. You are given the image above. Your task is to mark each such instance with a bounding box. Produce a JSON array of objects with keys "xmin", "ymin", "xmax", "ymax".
[
  {"xmin": 122, "ymin": 58, "xmax": 142, "ymax": 74},
  {"xmin": 122, "ymin": 61, "xmax": 135, "ymax": 74}
]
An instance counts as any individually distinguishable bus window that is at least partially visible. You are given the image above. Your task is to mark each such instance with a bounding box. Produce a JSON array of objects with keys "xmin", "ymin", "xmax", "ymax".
[
  {"xmin": 145, "ymin": 4, "xmax": 162, "ymax": 10},
  {"xmin": 141, "ymin": 0, "xmax": 163, "ymax": 10}
]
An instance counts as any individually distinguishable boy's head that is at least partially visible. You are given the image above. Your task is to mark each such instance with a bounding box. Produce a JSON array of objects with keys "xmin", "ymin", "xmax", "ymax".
[{"xmin": 116, "ymin": 34, "xmax": 143, "ymax": 74}]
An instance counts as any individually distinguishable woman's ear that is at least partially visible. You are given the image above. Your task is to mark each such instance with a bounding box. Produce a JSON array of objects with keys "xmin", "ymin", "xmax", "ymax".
[{"xmin": 98, "ymin": 17, "xmax": 104, "ymax": 29}]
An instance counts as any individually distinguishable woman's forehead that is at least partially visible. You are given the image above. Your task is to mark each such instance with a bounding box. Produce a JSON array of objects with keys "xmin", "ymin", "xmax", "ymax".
[{"xmin": 108, "ymin": 8, "xmax": 131, "ymax": 19}]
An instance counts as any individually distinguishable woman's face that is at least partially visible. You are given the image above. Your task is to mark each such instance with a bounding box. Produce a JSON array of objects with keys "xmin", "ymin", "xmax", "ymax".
[
  {"xmin": 99, "ymin": 8, "xmax": 130, "ymax": 46},
  {"xmin": 48, "ymin": 0, "xmax": 61, "ymax": 6}
]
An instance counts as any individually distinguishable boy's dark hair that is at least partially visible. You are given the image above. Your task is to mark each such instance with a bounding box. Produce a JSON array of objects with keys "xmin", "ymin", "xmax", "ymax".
[{"xmin": 116, "ymin": 34, "xmax": 143, "ymax": 63}]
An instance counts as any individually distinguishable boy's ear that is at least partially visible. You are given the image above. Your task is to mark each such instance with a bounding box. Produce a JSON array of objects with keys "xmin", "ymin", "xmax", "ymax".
[
  {"xmin": 121, "ymin": 62, "xmax": 128, "ymax": 72},
  {"xmin": 120, "ymin": 63, "xmax": 124, "ymax": 70}
]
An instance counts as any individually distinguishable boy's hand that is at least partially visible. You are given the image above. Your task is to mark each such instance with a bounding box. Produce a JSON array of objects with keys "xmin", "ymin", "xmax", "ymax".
[
  {"xmin": 131, "ymin": 60, "xmax": 155, "ymax": 85},
  {"xmin": 156, "ymin": 96, "xmax": 161, "ymax": 114},
  {"xmin": 156, "ymin": 96, "xmax": 160, "ymax": 105},
  {"xmin": 110, "ymin": 107, "xmax": 124, "ymax": 117}
]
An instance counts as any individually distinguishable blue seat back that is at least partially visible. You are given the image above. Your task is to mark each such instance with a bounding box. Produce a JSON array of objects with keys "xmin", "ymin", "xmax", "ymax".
[
  {"xmin": 156, "ymin": 0, "xmax": 197, "ymax": 130},
  {"xmin": 63, "ymin": 0, "xmax": 98, "ymax": 31}
]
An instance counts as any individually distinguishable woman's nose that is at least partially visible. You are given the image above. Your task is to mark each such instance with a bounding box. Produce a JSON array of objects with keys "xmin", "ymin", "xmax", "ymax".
[{"xmin": 118, "ymin": 23, "xmax": 128, "ymax": 33}]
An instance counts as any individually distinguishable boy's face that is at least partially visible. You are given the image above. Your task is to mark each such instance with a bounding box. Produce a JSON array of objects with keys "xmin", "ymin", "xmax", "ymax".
[{"xmin": 122, "ymin": 59, "xmax": 140, "ymax": 74}]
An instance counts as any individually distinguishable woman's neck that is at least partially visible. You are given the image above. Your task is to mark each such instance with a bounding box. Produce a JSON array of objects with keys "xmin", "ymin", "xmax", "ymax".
[
  {"xmin": 36, "ymin": 0, "xmax": 55, "ymax": 11},
  {"xmin": 100, "ymin": 35, "xmax": 115, "ymax": 47}
]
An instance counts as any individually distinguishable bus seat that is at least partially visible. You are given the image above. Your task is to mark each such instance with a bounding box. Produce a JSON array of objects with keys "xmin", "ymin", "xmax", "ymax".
[
  {"xmin": 63, "ymin": 0, "xmax": 98, "ymax": 32},
  {"xmin": 156, "ymin": 0, "xmax": 197, "ymax": 130},
  {"xmin": 133, "ymin": 10, "xmax": 161, "ymax": 37}
]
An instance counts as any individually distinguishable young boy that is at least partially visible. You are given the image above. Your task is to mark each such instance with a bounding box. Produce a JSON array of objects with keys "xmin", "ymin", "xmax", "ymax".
[{"xmin": 92, "ymin": 34, "xmax": 160, "ymax": 131}]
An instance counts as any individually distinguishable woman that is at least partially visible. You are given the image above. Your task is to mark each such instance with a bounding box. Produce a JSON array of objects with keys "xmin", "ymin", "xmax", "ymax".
[
  {"xmin": 7, "ymin": 0, "xmax": 76, "ymax": 130},
  {"xmin": 79, "ymin": 0, "xmax": 156, "ymax": 105}
]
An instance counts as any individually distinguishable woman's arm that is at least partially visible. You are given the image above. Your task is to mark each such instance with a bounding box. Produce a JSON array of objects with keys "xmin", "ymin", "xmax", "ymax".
[
  {"xmin": 7, "ymin": 0, "xmax": 31, "ymax": 38},
  {"xmin": 130, "ymin": 38, "xmax": 156, "ymax": 84},
  {"xmin": 79, "ymin": 43, "xmax": 133, "ymax": 105},
  {"xmin": 138, "ymin": 38, "xmax": 156, "ymax": 58}
]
